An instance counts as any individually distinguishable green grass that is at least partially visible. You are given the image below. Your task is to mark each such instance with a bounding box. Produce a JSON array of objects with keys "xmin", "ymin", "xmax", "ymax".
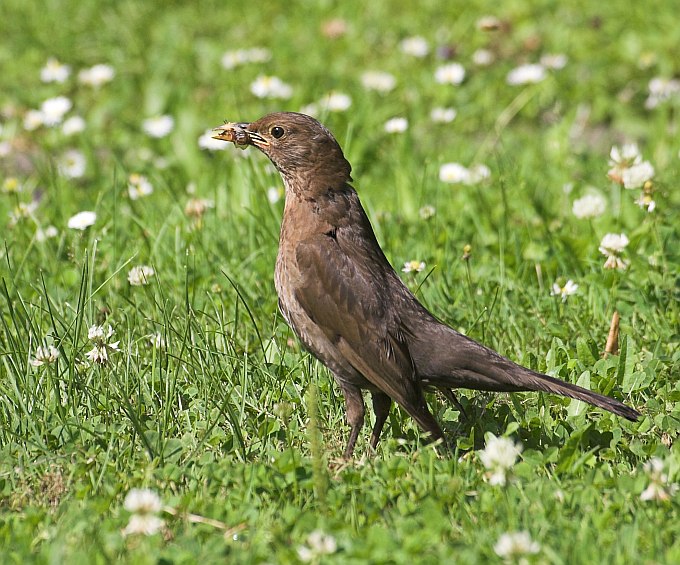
[{"xmin": 1, "ymin": 0, "xmax": 679, "ymax": 563}]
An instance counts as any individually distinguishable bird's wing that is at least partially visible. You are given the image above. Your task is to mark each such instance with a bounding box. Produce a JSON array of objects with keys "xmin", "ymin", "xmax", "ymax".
[{"xmin": 294, "ymin": 235, "xmax": 423, "ymax": 409}]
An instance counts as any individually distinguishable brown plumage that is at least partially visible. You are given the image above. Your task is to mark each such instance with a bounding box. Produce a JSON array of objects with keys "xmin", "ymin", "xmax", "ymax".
[{"xmin": 213, "ymin": 112, "xmax": 640, "ymax": 457}]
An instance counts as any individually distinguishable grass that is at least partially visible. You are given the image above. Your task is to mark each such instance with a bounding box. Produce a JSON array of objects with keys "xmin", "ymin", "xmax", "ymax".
[{"xmin": 1, "ymin": 0, "xmax": 679, "ymax": 562}]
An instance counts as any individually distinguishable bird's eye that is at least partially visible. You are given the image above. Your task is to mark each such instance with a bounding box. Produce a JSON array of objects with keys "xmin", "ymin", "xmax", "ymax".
[{"xmin": 270, "ymin": 126, "xmax": 285, "ymax": 139}]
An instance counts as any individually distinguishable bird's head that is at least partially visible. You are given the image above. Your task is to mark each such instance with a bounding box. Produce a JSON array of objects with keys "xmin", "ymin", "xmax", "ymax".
[{"xmin": 213, "ymin": 112, "xmax": 352, "ymax": 191}]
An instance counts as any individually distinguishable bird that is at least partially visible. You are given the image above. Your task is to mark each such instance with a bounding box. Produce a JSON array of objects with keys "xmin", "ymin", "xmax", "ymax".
[{"xmin": 212, "ymin": 112, "xmax": 640, "ymax": 458}]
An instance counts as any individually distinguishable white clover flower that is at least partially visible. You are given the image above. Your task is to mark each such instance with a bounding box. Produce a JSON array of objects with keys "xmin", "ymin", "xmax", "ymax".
[
  {"xmin": 607, "ymin": 143, "xmax": 642, "ymax": 182},
  {"xmin": 184, "ymin": 197, "xmax": 214, "ymax": 218},
  {"xmin": 540, "ymin": 53, "xmax": 568, "ymax": 69},
  {"xmin": 640, "ymin": 457, "xmax": 678, "ymax": 502},
  {"xmin": 23, "ymin": 109, "xmax": 45, "ymax": 131},
  {"xmin": 221, "ymin": 47, "xmax": 271, "ymax": 69},
  {"xmin": 198, "ymin": 128, "xmax": 228, "ymax": 151},
  {"xmin": 439, "ymin": 162, "xmax": 469, "ymax": 184},
  {"xmin": 430, "ymin": 107, "xmax": 457, "ymax": 123},
  {"xmin": 62, "ymin": 115, "xmax": 86, "ymax": 135},
  {"xmin": 299, "ymin": 103, "xmax": 319, "ymax": 117},
  {"xmin": 645, "ymin": 77, "xmax": 680, "ymax": 109},
  {"xmin": 149, "ymin": 332, "xmax": 166, "ymax": 349},
  {"xmin": 384, "ymin": 117, "xmax": 408, "ymax": 133},
  {"xmin": 361, "ymin": 70, "xmax": 397, "ymax": 93},
  {"xmin": 8, "ymin": 202, "xmax": 38, "ymax": 226},
  {"xmin": 128, "ymin": 265, "xmax": 155, "ymax": 286},
  {"xmin": 88, "ymin": 324, "xmax": 114, "ymax": 341},
  {"xmin": 40, "ymin": 96, "xmax": 72, "ymax": 126},
  {"xmin": 127, "ymin": 173, "xmax": 154, "ymax": 200},
  {"xmin": 58, "ymin": 149, "xmax": 86, "ymax": 178},
  {"xmin": 599, "ymin": 233, "xmax": 629, "ymax": 270},
  {"xmin": 635, "ymin": 193, "xmax": 656, "ymax": 213},
  {"xmin": 402, "ymin": 260, "xmax": 426, "ymax": 273},
  {"xmin": 40, "ymin": 58, "xmax": 71, "ymax": 83},
  {"xmin": 36, "ymin": 225, "xmax": 59, "ymax": 242},
  {"xmin": 142, "ymin": 115, "xmax": 174, "ymax": 138},
  {"xmin": 506, "ymin": 63, "xmax": 546, "ymax": 85},
  {"xmin": 435, "ymin": 63, "xmax": 466, "ymax": 85},
  {"xmin": 494, "ymin": 531, "xmax": 540, "ymax": 560},
  {"xmin": 122, "ymin": 514, "xmax": 165, "ymax": 537},
  {"xmin": 267, "ymin": 186, "xmax": 283, "ymax": 203},
  {"xmin": 399, "ymin": 36, "xmax": 429, "ymax": 57},
  {"xmin": 124, "ymin": 488, "xmax": 162, "ymax": 514},
  {"xmin": 67, "ymin": 210, "xmax": 96, "ymax": 230},
  {"xmin": 572, "ymin": 193, "xmax": 606, "ymax": 219},
  {"xmin": 250, "ymin": 75, "xmax": 293, "ymax": 99},
  {"xmin": 472, "ymin": 48, "xmax": 495, "ymax": 66},
  {"xmin": 622, "ymin": 161, "xmax": 654, "ymax": 189},
  {"xmin": 297, "ymin": 530, "xmax": 337, "ymax": 562},
  {"xmin": 419, "ymin": 205, "xmax": 436, "ymax": 220},
  {"xmin": 478, "ymin": 434, "xmax": 523, "ymax": 486},
  {"xmin": 319, "ymin": 92, "xmax": 352, "ymax": 112},
  {"xmin": 86, "ymin": 324, "xmax": 119, "ymax": 365},
  {"xmin": 551, "ymin": 279, "xmax": 578, "ymax": 302},
  {"xmin": 467, "ymin": 164, "xmax": 491, "ymax": 184},
  {"xmin": 78, "ymin": 64, "xmax": 115, "ymax": 86},
  {"xmin": 31, "ymin": 345, "xmax": 60, "ymax": 367}
]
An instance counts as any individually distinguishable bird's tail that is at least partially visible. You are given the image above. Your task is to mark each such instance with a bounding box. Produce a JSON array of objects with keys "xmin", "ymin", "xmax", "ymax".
[{"xmin": 412, "ymin": 325, "xmax": 640, "ymax": 421}]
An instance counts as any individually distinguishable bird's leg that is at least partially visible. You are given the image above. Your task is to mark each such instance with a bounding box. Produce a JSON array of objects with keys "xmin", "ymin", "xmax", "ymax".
[
  {"xmin": 441, "ymin": 388, "xmax": 468, "ymax": 420},
  {"xmin": 339, "ymin": 383, "xmax": 365, "ymax": 459},
  {"xmin": 369, "ymin": 392, "xmax": 392, "ymax": 451}
]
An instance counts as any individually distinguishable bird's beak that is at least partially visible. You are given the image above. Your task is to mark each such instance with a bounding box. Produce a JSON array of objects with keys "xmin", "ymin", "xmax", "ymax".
[{"xmin": 212, "ymin": 122, "xmax": 269, "ymax": 149}]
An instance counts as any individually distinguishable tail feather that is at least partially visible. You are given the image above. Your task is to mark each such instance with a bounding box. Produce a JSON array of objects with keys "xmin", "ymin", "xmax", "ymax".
[{"xmin": 411, "ymin": 325, "xmax": 640, "ymax": 422}]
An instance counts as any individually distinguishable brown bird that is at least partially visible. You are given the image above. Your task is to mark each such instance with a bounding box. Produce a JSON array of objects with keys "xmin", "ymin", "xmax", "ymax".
[{"xmin": 212, "ymin": 112, "xmax": 640, "ymax": 458}]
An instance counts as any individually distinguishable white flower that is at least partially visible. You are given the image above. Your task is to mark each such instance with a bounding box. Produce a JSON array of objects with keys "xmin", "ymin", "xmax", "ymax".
[
  {"xmin": 267, "ymin": 186, "xmax": 283, "ymax": 203},
  {"xmin": 221, "ymin": 47, "xmax": 271, "ymax": 69},
  {"xmin": 78, "ymin": 64, "xmax": 115, "ymax": 86},
  {"xmin": 599, "ymin": 233, "xmax": 629, "ymax": 270},
  {"xmin": 124, "ymin": 488, "xmax": 162, "ymax": 514},
  {"xmin": 494, "ymin": 531, "xmax": 540, "ymax": 559},
  {"xmin": 184, "ymin": 197, "xmax": 214, "ymax": 218},
  {"xmin": 607, "ymin": 143, "xmax": 642, "ymax": 182},
  {"xmin": 478, "ymin": 434, "xmax": 522, "ymax": 486},
  {"xmin": 86, "ymin": 324, "xmax": 119, "ymax": 365},
  {"xmin": 40, "ymin": 96, "xmax": 72, "ymax": 126},
  {"xmin": 384, "ymin": 117, "xmax": 408, "ymax": 133},
  {"xmin": 198, "ymin": 128, "xmax": 228, "ymax": 151},
  {"xmin": 318, "ymin": 92, "xmax": 352, "ymax": 112},
  {"xmin": 399, "ymin": 36, "xmax": 429, "ymax": 57},
  {"xmin": 622, "ymin": 161, "xmax": 654, "ymax": 189},
  {"xmin": 250, "ymin": 75, "xmax": 293, "ymax": 99},
  {"xmin": 430, "ymin": 107, "xmax": 457, "ymax": 123},
  {"xmin": 472, "ymin": 49, "xmax": 495, "ymax": 66},
  {"xmin": 540, "ymin": 53, "xmax": 568, "ymax": 69},
  {"xmin": 36, "ymin": 225, "xmax": 59, "ymax": 241},
  {"xmin": 0, "ymin": 140, "xmax": 11, "ymax": 157},
  {"xmin": 299, "ymin": 103, "xmax": 319, "ymax": 117},
  {"xmin": 297, "ymin": 530, "xmax": 337, "ymax": 562},
  {"xmin": 67, "ymin": 210, "xmax": 96, "ymax": 230},
  {"xmin": 40, "ymin": 58, "xmax": 71, "ymax": 83},
  {"xmin": 572, "ymin": 193, "xmax": 606, "ymax": 219},
  {"xmin": 435, "ymin": 63, "xmax": 466, "ymax": 85},
  {"xmin": 149, "ymin": 333, "xmax": 166, "ymax": 349},
  {"xmin": 645, "ymin": 77, "xmax": 680, "ymax": 109},
  {"xmin": 142, "ymin": 115, "xmax": 174, "ymax": 138},
  {"xmin": 419, "ymin": 205, "xmax": 436, "ymax": 220},
  {"xmin": 31, "ymin": 345, "xmax": 60, "ymax": 367},
  {"xmin": 62, "ymin": 115, "xmax": 86, "ymax": 135},
  {"xmin": 23, "ymin": 109, "xmax": 45, "ymax": 131},
  {"xmin": 506, "ymin": 63, "xmax": 546, "ymax": 85},
  {"xmin": 402, "ymin": 260, "xmax": 426, "ymax": 273},
  {"xmin": 467, "ymin": 164, "xmax": 491, "ymax": 184},
  {"xmin": 640, "ymin": 458, "xmax": 678, "ymax": 502},
  {"xmin": 8, "ymin": 202, "xmax": 38, "ymax": 226},
  {"xmin": 58, "ymin": 149, "xmax": 86, "ymax": 178},
  {"xmin": 635, "ymin": 193, "xmax": 656, "ymax": 213},
  {"xmin": 361, "ymin": 70, "xmax": 397, "ymax": 93},
  {"xmin": 439, "ymin": 162, "xmax": 470, "ymax": 184},
  {"xmin": 551, "ymin": 279, "xmax": 578, "ymax": 302},
  {"xmin": 128, "ymin": 265, "xmax": 155, "ymax": 286},
  {"xmin": 122, "ymin": 514, "xmax": 165, "ymax": 537},
  {"xmin": 127, "ymin": 173, "xmax": 154, "ymax": 200}
]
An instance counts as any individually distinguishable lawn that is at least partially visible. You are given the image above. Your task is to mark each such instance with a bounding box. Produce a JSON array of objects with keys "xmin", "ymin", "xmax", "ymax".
[{"xmin": 1, "ymin": 0, "xmax": 679, "ymax": 563}]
